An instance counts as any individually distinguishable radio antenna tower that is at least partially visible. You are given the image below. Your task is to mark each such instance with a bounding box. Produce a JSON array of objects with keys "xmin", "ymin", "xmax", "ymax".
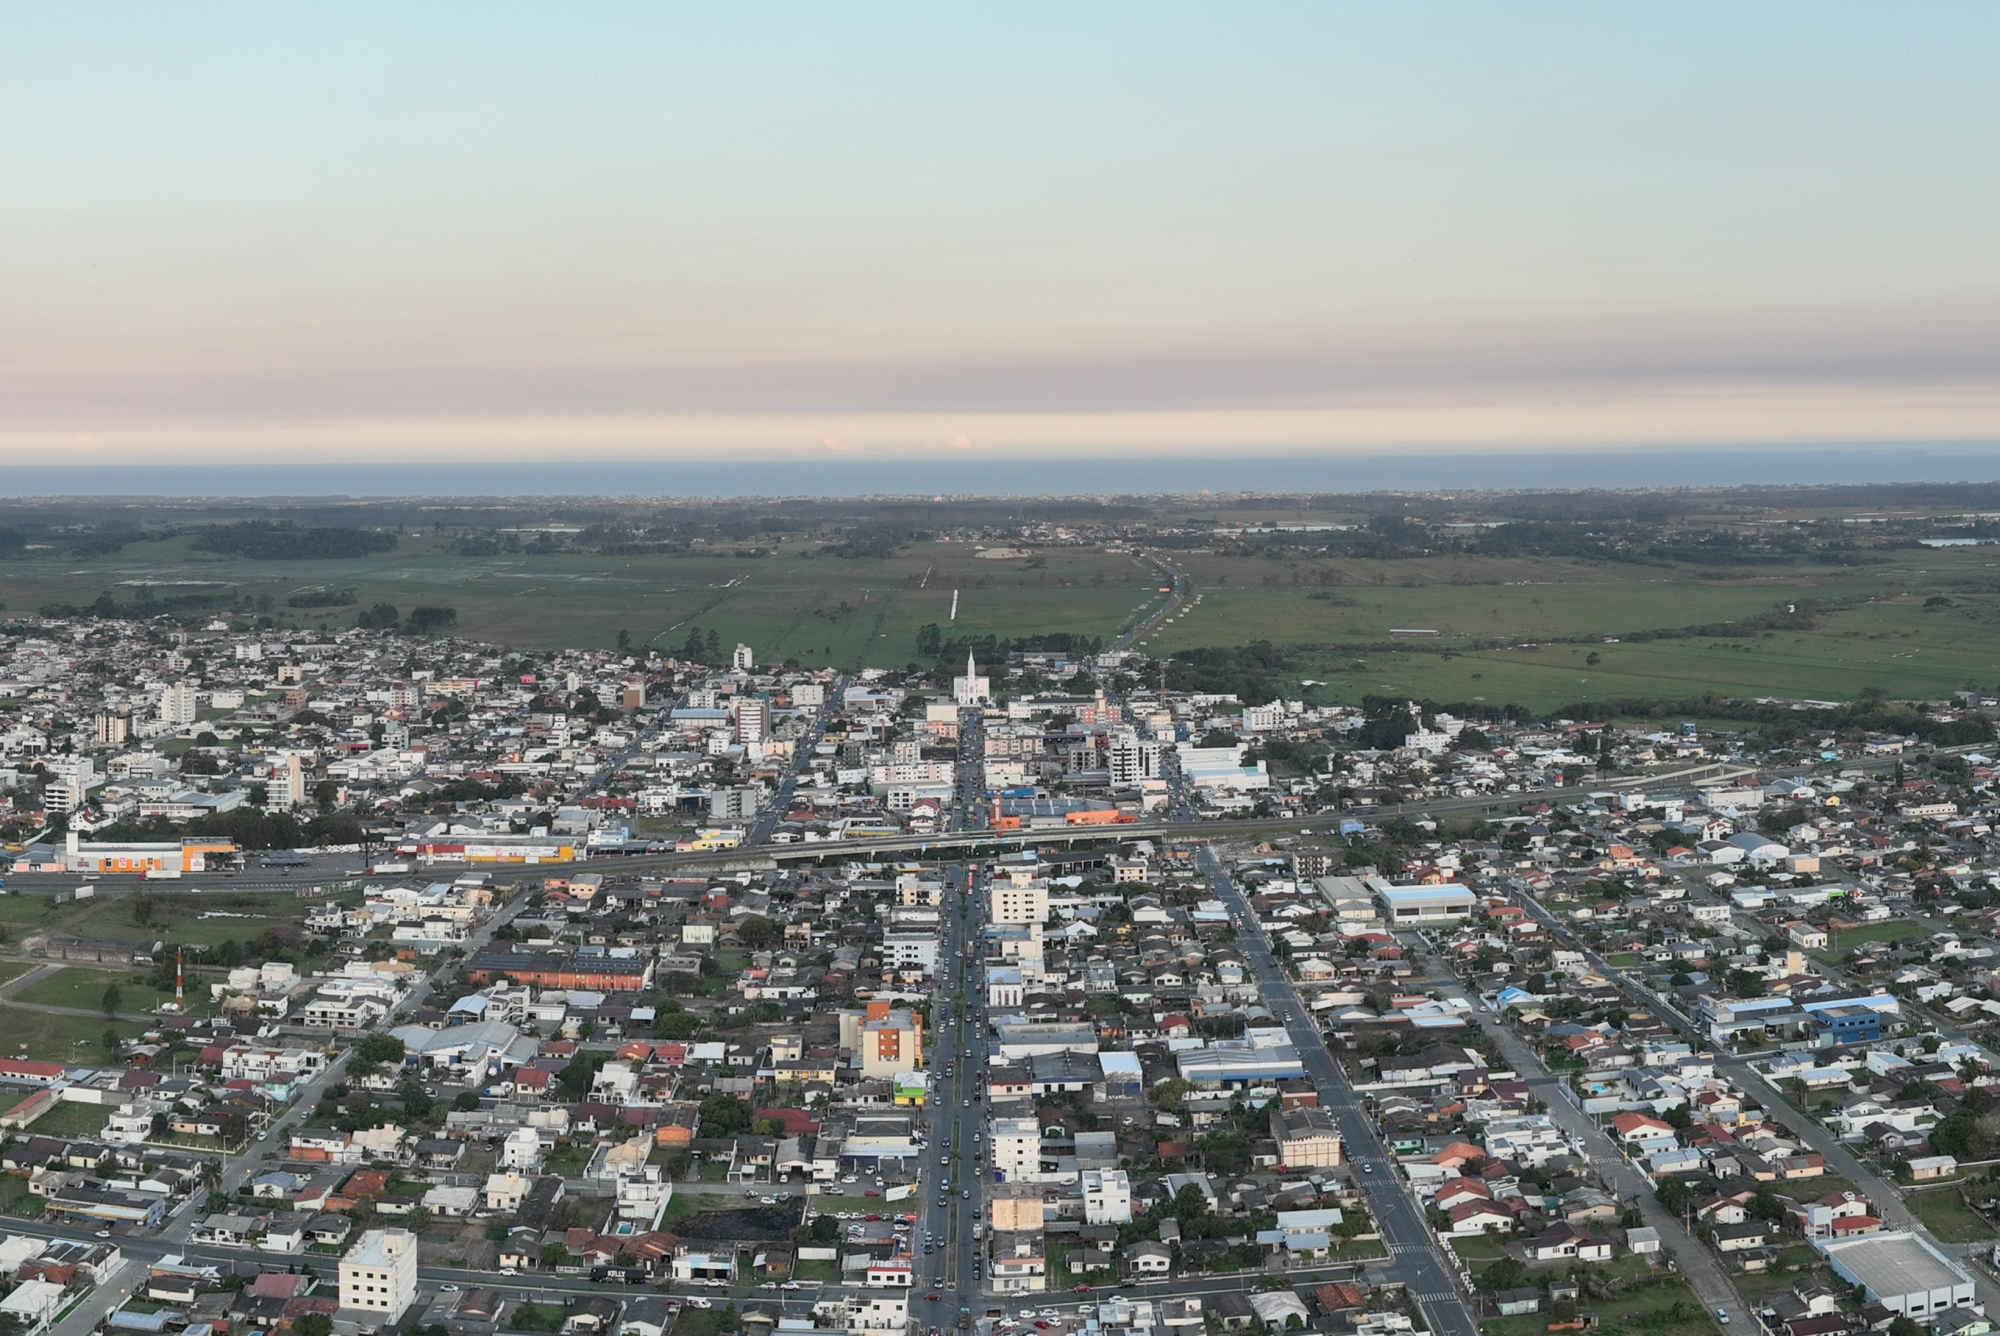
[{"xmin": 176, "ymin": 948, "xmax": 184, "ymax": 1010}]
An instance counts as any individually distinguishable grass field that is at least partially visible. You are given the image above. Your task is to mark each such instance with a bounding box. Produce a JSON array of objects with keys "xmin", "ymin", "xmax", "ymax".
[
  {"xmin": 1476, "ymin": 1274, "xmax": 1718, "ymax": 1336},
  {"xmin": 1908, "ymin": 1189, "xmax": 1997, "ymax": 1242},
  {"xmin": 1822, "ymin": 921, "xmax": 1925, "ymax": 951},
  {"xmin": 0, "ymin": 1006, "xmax": 140, "ymax": 1062},
  {"xmin": 24, "ymin": 1100, "xmax": 113, "ymax": 1139},
  {"xmin": 16, "ymin": 527, "xmax": 2000, "ymax": 707},
  {"xmin": 15, "ymin": 966, "xmax": 181, "ymax": 1014},
  {"xmin": 63, "ymin": 889, "xmax": 314, "ymax": 948}
]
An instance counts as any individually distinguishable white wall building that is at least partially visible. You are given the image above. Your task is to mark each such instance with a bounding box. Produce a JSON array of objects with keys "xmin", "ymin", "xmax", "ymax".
[
  {"xmin": 990, "ymin": 1118, "xmax": 1042, "ymax": 1182},
  {"xmin": 1082, "ymin": 1168, "xmax": 1132, "ymax": 1224},
  {"xmin": 339, "ymin": 1228, "xmax": 419, "ymax": 1321}
]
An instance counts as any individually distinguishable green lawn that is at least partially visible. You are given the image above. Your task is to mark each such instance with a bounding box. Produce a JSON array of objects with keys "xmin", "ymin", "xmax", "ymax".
[
  {"xmin": 1908, "ymin": 1189, "xmax": 1997, "ymax": 1243},
  {"xmin": 0, "ymin": 1174, "xmax": 44, "ymax": 1219}
]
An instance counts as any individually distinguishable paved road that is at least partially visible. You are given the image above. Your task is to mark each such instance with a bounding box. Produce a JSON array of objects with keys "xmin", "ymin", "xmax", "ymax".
[
  {"xmin": 1195, "ymin": 847, "xmax": 1479, "ymax": 1336},
  {"xmin": 748, "ymin": 675, "xmax": 849, "ymax": 847},
  {"xmin": 1111, "ymin": 553, "xmax": 1187, "ymax": 654}
]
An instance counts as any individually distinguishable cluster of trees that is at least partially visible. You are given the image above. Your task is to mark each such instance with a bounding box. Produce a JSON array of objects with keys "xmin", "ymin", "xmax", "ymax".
[
  {"xmin": 1553, "ymin": 694, "xmax": 1995, "ymax": 749},
  {"xmin": 91, "ymin": 806, "xmax": 364, "ymax": 851},
  {"xmin": 285, "ymin": 587, "xmax": 356, "ymax": 608},
  {"xmin": 191, "ymin": 521, "xmax": 398, "ymax": 560},
  {"xmin": 353, "ymin": 602, "xmax": 456, "ymax": 633},
  {"xmin": 913, "ymin": 625, "xmax": 1105, "ymax": 660}
]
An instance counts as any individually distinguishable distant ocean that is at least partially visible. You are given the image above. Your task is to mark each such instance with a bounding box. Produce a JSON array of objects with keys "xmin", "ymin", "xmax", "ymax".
[{"xmin": 7, "ymin": 444, "xmax": 2000, "ymax": 498}]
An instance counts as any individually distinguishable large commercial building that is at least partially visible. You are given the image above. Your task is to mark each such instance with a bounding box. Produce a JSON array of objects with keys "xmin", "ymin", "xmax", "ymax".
[
  {"xmin": 1375, "ymin": 884, "xmax": 1477, "ymax": 924},
  {"xmin": 464, "ymin": 949, "xmax": 653, "ymax": 991},
  {"xmin": 1175, "ymin": 1044, "xmax": 1306, "ymax": 1087},
  {"xmin": 64, "ymin": 832, "xmax": 238, "ymax": 875},
  {"xmin": 1816, "ymin": 1233, "xmax": 1975, "ymax": 1318},
  {"xmin": 339, "ymin": 1227, "xmax": 419, "ymax": 1321}
]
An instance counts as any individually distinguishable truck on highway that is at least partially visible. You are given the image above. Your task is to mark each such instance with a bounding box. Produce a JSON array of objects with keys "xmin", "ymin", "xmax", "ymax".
[
  {"xmin": 367, "ymin": 861, "xmax": 412, "ymax": 875},
  {"xmin": 142, "ymin": 868, "xmax": 183, "ymax": 880}
]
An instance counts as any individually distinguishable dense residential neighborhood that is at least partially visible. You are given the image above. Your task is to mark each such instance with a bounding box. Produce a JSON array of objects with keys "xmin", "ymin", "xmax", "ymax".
[{"xmin": 0, "ymin": 613, "xmax": 1991, "ymax": 1336}]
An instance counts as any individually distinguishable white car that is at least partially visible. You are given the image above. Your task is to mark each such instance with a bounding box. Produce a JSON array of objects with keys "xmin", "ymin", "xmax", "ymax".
[{"xmin": 688, "ymin": 1298, "xmax": 713, "ymax": 1310}]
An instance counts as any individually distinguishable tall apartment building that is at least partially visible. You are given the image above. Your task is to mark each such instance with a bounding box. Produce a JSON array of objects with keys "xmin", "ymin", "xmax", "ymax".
[
  {"xmin": 158, "ymin": 684, "xmax": 198, "ymax": 727},
  {"xmin": 1107, "ymin": 735, "xmax": 1161, "ymax": 785},
  {"xmin": 734, "ymin": 699, "xmax": 768, "ymax": 744},
  {"xmin": 709, "ymin": 786, "xmax": 761, "ymax": 820},
  {"xmin": 274, "ymin": 755, "xmax": 307, "ymax": 809},
  {"xmin": 732, "ymin": 643, "xmax": 755, "ymax": 671},
  {"xmin": 93, "ymin": 710, "xmax": 130, "ymax": 747},
  {"xmin": 990, "ymin": 1118, "xmax": 1043, "ymax": 1182},
  {"xmin": 339, "ymin": 1228, "xmax": 419, "ymax": 1320},
  {"xmin": 990, "ymin": 871, "xmax": 1048, "ymax": 926},
  {"xmin": 852, "ymin": 1003, "xmax": 924, "ymax": 1077}
]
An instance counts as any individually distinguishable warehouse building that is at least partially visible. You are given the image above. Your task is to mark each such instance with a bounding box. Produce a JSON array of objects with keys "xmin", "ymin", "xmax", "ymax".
[{"xmin": 1816, "ymin": 1232, "xmax": 1975, "ymax": 1317}]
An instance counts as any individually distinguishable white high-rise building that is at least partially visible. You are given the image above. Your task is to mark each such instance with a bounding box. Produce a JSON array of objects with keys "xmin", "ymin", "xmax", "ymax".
[
  {"xmin": 1108, "ymin": 734, "xmax": 1161, "ymax": 785},
  {"xmin": 339, "ymin": 1228, "xmax": 418, "ymax": 1320},
  {"xmin": 158, "ymin": 684, "xmax": 198, "ymax": 727},
  {"xmin": 954, "ymin": 652, "xmax": 990, "ymax": 707},
  {"xmin": 734, "ymin": 699, "xmax": 768, "ymax": 744},
  {"xmin": 990, "ymin": 1118, "xmax": 1042, "ymax": 1182},
  {"xmin": 990, "ymin": 870, "xmax": 1048, "ymax": 926},
  {"xmin": 732, "ymin": 643, "xmax": 755, "ymax": 671}
]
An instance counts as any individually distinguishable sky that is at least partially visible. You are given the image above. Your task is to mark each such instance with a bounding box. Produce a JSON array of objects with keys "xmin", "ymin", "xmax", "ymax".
[{"xmin": 5, "ymin": 4, "xmax": 2000, "ymax": 468}]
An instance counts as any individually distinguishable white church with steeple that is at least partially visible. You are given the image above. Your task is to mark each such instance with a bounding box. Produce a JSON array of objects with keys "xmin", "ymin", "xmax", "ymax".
[{"xmin": 953, "ymin": 651, "xmax": 990, "ymax": 707}]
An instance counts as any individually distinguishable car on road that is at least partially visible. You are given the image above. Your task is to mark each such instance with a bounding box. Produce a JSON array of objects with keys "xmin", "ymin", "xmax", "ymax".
[
  {"xmin": 440, "ymin": 1285, "xmax": 459, "ymax": 1293},
  {"xmin": 1717, "ymin": 1313, "xmax": 1729, "ymax": 1325},
  {"xmin": 688, "ymin": 1299, "xmax": 713, "ymax": 1310},
  {"xmin": 925, "ymin": 1293, "xmax": 943, "ymax": 1302},
  {"xmin": 758, "ymin": 1283, "xmax": 778, "ymax": 1291},
  {"xmin": 761, "ymin": 1195, "xmax": 779, "ymax": 1204},
  {"xmin": 1074, "ymin": 1285, "xmax": 1090, "ymax": 1294},
  {"xmin": 962, "ymin": 1189, "xmax": 971, "ymax": 1199}
]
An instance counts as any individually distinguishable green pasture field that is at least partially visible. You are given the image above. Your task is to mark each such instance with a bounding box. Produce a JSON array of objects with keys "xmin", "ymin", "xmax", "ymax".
[
  {"xmin": 0, "ymin": 534, "xmax": 1153, "ymax": 667},
  {"xmin": 16, "ymin": 529, "xmax": 2000, "ymax": 706},
  {"xmin": 1133, "ymin": 544, "xmax": 2000, "ymax": 708}
]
